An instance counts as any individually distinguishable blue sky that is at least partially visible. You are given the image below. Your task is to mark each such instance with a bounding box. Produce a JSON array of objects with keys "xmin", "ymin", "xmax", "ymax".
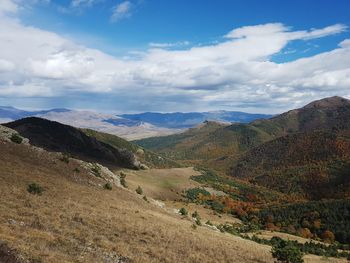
[{"xmin": 0, "ymin": 0, "xmax": 349, "ymax": 113}]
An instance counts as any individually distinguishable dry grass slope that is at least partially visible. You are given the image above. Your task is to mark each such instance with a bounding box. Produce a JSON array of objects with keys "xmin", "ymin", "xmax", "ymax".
[{"xmin": 0, "ymin": 135, "xmax": 346, "ymax": 263}]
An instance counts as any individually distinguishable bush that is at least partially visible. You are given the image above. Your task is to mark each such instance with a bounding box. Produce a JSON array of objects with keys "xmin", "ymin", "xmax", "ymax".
[
  {"xmin": 104, "ymin": 182, "xmax": 112, "ymax": 190},
  {"xmin": 91, "ymin": 163, "xmax": 101, "ymax": 177},
  {"xmin": 206, "ymin": 220, "xmax": 213, "ymax": 226},
  {"xmin": 27, "ymin": 183, "xmax": 44, "ymax": 195},
  {"xmin": 73, "ymin": 168, "xmax": 80, "ymax": 173},
  {"xmin": 59, "ymin": 153, "xmax": 70, "ymax": 163},
  {"xmin": 120, "ymin": 172, "xmax": 127, "ymax": 188},
  {"xmin": 179, "ymin": 207, "xmax": 188, "ymax": 216},
  {"xmin": 143, "ymin": 196, "xmax": 148, "ymax": 202},
  {"xmin": 186, "ymin": 188, "xmax": 210, "ymax": 202},
  {"xmin": 192, "ymin": 211, "xmax": 201, "ymax": 223},
  {"xmin": 136, "ymin": 186, "xmax": 143, "ymax": 195},
  {"xmin": 271, "ymin": 239, "xmax": 304, "ymax": 263},
  {"xmin": 10, "ymin": 133, "xmax": 23, "ymax": 144}
]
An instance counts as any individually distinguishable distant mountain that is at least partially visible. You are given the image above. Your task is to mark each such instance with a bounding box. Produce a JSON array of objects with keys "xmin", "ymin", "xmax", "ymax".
[
  {"xmin": 120, "ymin": 111, "xmax": 273, "ymax": 128},
  {"xmin": 0, "ymin": 107, "xmax": 182, "ymax": 140},
  {"xmin": 4, "ymin": 117, "xmax": 140, "ymax": 169},
  {"xmin": 0, "ymin": 106, "xmax": 272, "ymax": 140},
  {"xmin": 0, "ymin": 106, "xmax": 70, "ymax": 120},
  {"xmin": 136, "ymin": 96, "xmax": 350, "ymax": 162}
]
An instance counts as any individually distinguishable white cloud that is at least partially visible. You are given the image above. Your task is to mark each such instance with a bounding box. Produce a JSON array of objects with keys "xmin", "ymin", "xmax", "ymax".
[
  {"xmin": 149, "ymin": 41, "xmax": 190, "ymax": 48},
  {"xmin": 0, "ymin": 0, "xmax": 349, "ymax": 113},
  {"xmin": 111, "ymin": 1, "xmax": 132, "ymax": 22},
  {"xmin": 0, "ymin": 0, "xmax": 18, "ymax": 15},
  {"xmin": 71, "ymin": 0, "xmax": 101, "ymax": 8}
]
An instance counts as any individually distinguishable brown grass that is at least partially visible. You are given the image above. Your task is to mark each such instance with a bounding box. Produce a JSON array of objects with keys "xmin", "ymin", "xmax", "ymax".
[
  {"xmin": 0, "ymin": 139, "xmax": 345, "ymax": 263},
  {"xmin": 121, "ymin": 167, "xmax": 201, "ymax": 201}
]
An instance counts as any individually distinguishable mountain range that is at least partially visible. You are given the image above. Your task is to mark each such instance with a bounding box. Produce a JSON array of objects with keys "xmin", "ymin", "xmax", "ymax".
[{"xmin": 0, "ymin": 106, "xmax": 272, "ymax": 140}]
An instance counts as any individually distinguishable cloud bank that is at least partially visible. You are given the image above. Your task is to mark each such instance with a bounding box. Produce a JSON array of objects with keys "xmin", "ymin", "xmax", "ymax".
[{"xmin": 0, "ymin": 0, "xmax": 349, "ymax": 113}]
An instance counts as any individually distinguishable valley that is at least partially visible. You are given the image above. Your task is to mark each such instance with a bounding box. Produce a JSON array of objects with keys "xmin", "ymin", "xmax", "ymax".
[{"xmin": 1, "ymin": 96, "xmax": 350, "ymax": 263}]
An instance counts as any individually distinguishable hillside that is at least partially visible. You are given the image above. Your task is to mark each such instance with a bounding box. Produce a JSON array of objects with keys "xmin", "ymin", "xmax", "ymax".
[
  {"xmin": 0, "ymin": 125, "xmax": 275, "ymax": 263},
  {"xmin": 82, "ymin": 128, "xmax": 181, "ymax": 168},
  {"xmin": 4, "ymin": 117, "xmax": 140, "ymax": 169},
  {"xmin": 136, "ymin": 96, "xmax": 350, "ymax": 167},
  {"xmin": 1, "ymin": 130, "xmax": 348, "ymax": 262},
  {"xmin": 229, "ymin": 131, "xmax": 350, "ymax": 199}
]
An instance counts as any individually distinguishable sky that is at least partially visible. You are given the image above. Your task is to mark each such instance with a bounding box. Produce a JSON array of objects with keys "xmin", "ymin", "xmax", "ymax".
[{"xmin": 0, "ymin": 0, "xmax": 349, "ymax": 113}]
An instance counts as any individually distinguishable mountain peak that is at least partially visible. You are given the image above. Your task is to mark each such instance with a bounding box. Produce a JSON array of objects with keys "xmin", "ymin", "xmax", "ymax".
[{"xmin": 303, "ymin": 96, "xmax": 350, "ymax": 109}]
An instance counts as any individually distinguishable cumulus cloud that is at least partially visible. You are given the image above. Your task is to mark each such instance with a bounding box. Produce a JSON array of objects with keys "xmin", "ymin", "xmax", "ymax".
[
  {"xmin": 0, "ymin": 0, "xmax": 349, "ymax": 113},
  {"xmin": 111, "ymin": 1, "xmax": 132, "ymax": 22}
]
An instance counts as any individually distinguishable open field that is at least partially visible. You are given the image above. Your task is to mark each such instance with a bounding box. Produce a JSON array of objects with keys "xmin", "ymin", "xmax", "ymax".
[{"xmin": 120, "ymin": 167, "xmax": 202, "ymax": 201}]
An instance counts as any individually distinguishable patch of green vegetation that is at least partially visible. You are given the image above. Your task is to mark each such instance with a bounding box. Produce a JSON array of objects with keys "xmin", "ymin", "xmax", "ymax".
[
  {"xmin": 186, "ymin": 188, "xmax": 210, "ymax": 201},
  {"xmin": 179, "ymin": 207, "xmax": 188, "ymax": 216},
  {"xmin": 120, "ymin": 172, "xmax": 127, "ymax": 188},
  {"xmin": 271, "ymin": 238, "xmax": 304, "ymax": 263},
  {"xmin": 218, "ymin": 223, "xmax": 350, "ymax": 259},
  {"xmin": 27, "ymin": 183, "xmax": 44, "ymax": 195},
  {"xmin": 256, "ymin": 199, "xmax": 350, "ymax": 244},
  {"xmin": 91, "ymin": 163, "xmax": 101, "ymax": 177},
  {"xmin": 10, "ymin": 133, "xmax": 23, "ymax": 144},
  {"xmin": 103, "ymin": 182, "xmax": 113, "ymax": 190},
  {"xmin": 136, "ymin": 186, "xmax": 143, "ymax": 195}
]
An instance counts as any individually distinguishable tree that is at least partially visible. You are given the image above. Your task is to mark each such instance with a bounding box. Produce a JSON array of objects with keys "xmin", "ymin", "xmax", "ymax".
[
  {"xmin": 321, "ymin": 230, "xmax": 335, "ymax": 243},
  {"xmin": 271, "ymin": 240, "xmax": 304, "ymax": 263}
]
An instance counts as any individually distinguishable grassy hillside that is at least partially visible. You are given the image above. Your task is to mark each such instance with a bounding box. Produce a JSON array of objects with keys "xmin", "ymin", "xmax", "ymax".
[
  {"xmin": 135, "ymin": 121, "xmax": 271, "ymax": 163},
  {"xmin": 0, "ymin": 133, "xmax": 277, "ymax": 263},
  {"xmin": 135, "ymin": 97, "xmax": 350, "ymax": 167},
  {"xmin": 82, "ymin": 128, "xmax": 181, "ymax": 168}
]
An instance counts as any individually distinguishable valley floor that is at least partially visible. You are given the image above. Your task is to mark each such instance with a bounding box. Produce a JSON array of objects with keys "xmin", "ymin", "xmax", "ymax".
[{"xmin": 0, "ymin": 139, "xmax": 347, "ymax": 263}]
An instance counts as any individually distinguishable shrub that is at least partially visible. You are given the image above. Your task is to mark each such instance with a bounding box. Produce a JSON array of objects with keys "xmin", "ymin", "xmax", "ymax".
[
  {"xmin": 91, "ymin": 163, "xmax": 101, "ymax": 177},
  {"xmin": 271, "ymin": 239, "xmax": 304, "ymax": 263},
  {"xmin": 120, "ymin": 172, "xmax": 127, "ymax": 188},
  {"xmin": 186, "ymin": 188, "xmax": 210, "ymax": 202},
  {"xmin": 205, "ymin": 220, "xmax": 213, "ymax": 226},
  {"xmin": 73, "ymin": 168, "xmax": 80, "ymax": 173},
  {"xmin": 179, "ymin": 207, "xmax": 188, "ymax": 216},
  {"xmin": 59, "ymin": 153, "xmax": 70, "ymax": 163},
  {"xmin": 27, "ymin": 183, "xmax": 44, "ymax": 195},
  {"xmin": 104, "ymin": 182, "xmax": 112, "ymax": 190},
  {"xmin": 10, "ymin": 133, "xmax": 23, "ymax": 144},
  {"xmin": 136, "ymin": 186, "xmax": 143, "ymax": 195},
  {"xmin": 143, "ymin": 196, "xmax": 148, "ymax": 202},
  {"xmin": 192, "ymin": 211, "xmax": 201, "ymax": 225}
]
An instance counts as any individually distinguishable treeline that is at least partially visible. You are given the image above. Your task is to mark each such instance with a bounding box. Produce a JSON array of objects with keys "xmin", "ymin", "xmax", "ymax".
[{"xmin": 257, "ymin": 199, "xmax": 350, "ymax": 244}]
